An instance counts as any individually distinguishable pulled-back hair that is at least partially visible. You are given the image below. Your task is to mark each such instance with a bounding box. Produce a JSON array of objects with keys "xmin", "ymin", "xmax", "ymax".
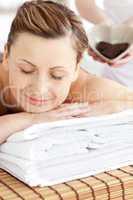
[{"xmin": 7, "ymin": 0, "xmax": 88, "ymax": 63}]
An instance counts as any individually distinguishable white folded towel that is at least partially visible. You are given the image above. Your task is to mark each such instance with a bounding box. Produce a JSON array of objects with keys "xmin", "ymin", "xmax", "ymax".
[
  {"xmin": 7, "ymin": 109, "xmax": 133, "ymax": 142},
  {"xmin": 0, "ymin": 141, "xmax": 133, "ymax": 186},
  {"xmin": 0, "ymin": 109, "xmax": 133, "ymax": 187},
  {"xmin": 1, "ymin": 123, "xmax": 133, "ymax": 161},
  {"xmin": 0, "ymin": 127, "xmax": 105, "ymax": 160}
]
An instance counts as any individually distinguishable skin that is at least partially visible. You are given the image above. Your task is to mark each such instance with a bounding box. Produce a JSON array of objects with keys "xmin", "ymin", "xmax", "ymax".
[
  {"xmin": 0, "ymin": 32, "xmax": 133, "ymax": 144},
  {"xmin": 1, "ymin": 33, "xmax": 79, "ymax": 114}
]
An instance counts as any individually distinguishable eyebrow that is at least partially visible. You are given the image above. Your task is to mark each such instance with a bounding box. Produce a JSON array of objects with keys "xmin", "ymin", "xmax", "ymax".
[
  {"xmin": 19, "ymin": 59, "xmax": 37, "ymax": 68},
  {"xmin": 19, "ymin": 59, "xmax": 68, "ymax": 70}
]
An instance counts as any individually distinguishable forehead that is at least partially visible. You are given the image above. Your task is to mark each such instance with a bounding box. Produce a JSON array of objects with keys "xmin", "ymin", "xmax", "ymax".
[{"xmin": 9, "ymin": 33, "xmax": 77, "ymax": 67}]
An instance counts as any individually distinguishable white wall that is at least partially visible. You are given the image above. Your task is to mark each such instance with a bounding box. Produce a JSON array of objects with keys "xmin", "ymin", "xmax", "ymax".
[{"xmin": 0, "ymin": 0, "xmax": 27, "ymax": 51}]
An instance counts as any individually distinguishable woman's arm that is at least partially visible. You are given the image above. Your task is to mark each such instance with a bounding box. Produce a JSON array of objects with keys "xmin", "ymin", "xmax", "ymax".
[
  {"xmin": 0, "ymin": 112, "xmax": 33, "ymax": 144},
  {"xmin": 75, "ymin": 0, "xmax": 112, "ymax": 25},
  {"xmin": 0, "ymin": 103, "xmax": 91, "ymax": 144}
]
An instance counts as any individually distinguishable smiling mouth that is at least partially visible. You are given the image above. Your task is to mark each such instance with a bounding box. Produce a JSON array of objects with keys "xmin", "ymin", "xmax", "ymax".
[{"xmin": 25, "ymin": 95, "xmax": 53, "ymax": 105}]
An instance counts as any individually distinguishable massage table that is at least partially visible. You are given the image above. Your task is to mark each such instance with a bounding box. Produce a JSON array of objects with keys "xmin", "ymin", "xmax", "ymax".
[{"xmin": 0, "ymin": 165, "xmax": 133, "ymax": 200}]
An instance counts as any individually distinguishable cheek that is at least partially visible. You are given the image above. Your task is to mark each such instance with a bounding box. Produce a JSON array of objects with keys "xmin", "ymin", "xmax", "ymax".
[
  {"xmin": 7, "ymin": 70, "xmax": 32, "ymax": 102},
  {"xmin": 8, "ymin": 69, "xmax": 30, "ymax": 90},
  {"xmin": 55, "ymin": 80, "xmax": 72, "ymax": 98}
]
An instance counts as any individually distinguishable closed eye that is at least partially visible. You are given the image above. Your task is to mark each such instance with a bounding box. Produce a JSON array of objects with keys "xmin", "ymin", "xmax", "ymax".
[
  {"xmin": 51, "ymin": 74, "xmax": 65, "ymax": 80},
  {"xmin": 21, "ymin": 69, "xmax": 64, "ymax": 79},
  {"xmin": 20, "ymin": 69, "xmax": 35, "ymax": 74}
]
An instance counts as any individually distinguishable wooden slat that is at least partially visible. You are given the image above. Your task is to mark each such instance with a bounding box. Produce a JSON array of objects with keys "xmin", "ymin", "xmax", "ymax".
[{"xmin": 0, "ymin": 166, "xmax": 133, "ymax": 200}]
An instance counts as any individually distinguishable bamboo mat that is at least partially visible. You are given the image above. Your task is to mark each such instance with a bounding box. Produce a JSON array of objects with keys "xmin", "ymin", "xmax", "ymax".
[{"xmin": 0, "ymin": 165, "xmax": 133, "ymax": 200}]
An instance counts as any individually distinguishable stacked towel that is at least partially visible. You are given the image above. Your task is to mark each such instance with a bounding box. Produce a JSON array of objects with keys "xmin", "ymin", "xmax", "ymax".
[{"xmin": 0, "ymin": 110, "xmax": 133, "ymax": 187}]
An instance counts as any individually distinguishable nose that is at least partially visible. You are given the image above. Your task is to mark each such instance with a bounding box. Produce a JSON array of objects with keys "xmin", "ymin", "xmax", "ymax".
[{"xmin": 32, "ymin": 74, "xmax": 51, "ymax": 96}]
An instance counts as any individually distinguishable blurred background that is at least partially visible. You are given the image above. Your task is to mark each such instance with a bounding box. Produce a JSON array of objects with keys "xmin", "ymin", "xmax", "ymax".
[{"xmin": 0, "ymin": 0, "xmax": 105, "ymax": 75}]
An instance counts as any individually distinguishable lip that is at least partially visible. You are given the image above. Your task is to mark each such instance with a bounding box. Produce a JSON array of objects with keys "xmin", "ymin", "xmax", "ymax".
[{"xmin": 25, "ymin": 95, "xmax": 52, "ymax": 105}]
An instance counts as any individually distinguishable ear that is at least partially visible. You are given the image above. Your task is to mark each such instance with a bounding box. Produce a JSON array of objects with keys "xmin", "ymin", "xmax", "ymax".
[{"xmin": 2, "ymin": 45, "xmax": 9, "ymax": 71}]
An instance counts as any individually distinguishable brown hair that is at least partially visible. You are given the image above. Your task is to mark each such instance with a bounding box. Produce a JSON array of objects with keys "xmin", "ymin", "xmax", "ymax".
[{"xmin": 7, "ymin": 0, "xmax": 88, "ymax": 63}]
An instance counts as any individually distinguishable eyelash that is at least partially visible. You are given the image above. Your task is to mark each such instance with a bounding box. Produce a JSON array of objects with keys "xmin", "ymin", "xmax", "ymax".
[
  {"xmin": 51, "ymin": 75, "xmax": 64, "ymax": 80},
  {"xmin": 21, "ymin": 70, "xmax": 64, "ymax": 80},
  {"xmin": 21, "ymin": 69, "xmax": 34, "ymax": 74}
]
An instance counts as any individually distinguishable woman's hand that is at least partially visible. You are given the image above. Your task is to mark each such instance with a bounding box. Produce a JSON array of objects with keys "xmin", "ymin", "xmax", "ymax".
[
  {"xmin": 88, "ymin": 46, "xmax": 133, "ymax": 67},
  {"xmin": 109, "ymin": 53, "xmax": 133, "ymax": 68},
  {"xmin": 110, "ymin": 22, "xmax": 133, "ymax": 68},
  {"xmin": 32, "ymin": 102, "xmax": 91, "ymax": 124},
  {"xmin": 32, "ymin": 101, "xmax": 133, "ymax": 123},
  {"xmin": 0, "ymin": 103, "xmax": 90, "ymax": 144},
  {"xmin": 88, "ymin": 22, "xmax": 133, "ymax": 68},
  {"xmin": 88, "ymin": 46, "xmax": 106, "ymax": 64},
  {"xmin": 75, "ymin": 101, "xmax": 133, "ymax": 117}
]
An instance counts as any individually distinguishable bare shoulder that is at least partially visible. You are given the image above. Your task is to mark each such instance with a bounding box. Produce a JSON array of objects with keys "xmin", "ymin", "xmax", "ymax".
[
  {"xmin": 67, "ymin": 67, "xmax": 95, "ymax": 102},
  {"xmin": 68, "ymin": 67, "xmax": 133, "ymax": 103},
  {"xmin": 86, "ymin": 75, "xmax": 133, "ymax": 102}
]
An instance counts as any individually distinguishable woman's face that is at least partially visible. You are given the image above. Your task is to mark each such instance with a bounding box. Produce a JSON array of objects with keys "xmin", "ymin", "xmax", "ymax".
[{"xmin": 3, "ymin": 33, "xmax": 79, "ymax": 113}]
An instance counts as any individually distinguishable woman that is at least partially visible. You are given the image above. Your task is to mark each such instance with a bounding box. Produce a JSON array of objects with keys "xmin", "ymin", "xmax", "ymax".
[
  {"xmin": 0, "ymin": 0, "xmax": 133, "ymax": 144},
  {"xmin": 75, "ymin": 0, "xmax": 133, "ymax": 89}
]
